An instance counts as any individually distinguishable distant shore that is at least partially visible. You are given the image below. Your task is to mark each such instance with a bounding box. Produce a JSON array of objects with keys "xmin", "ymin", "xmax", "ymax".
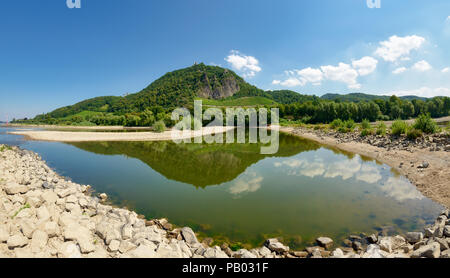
[{"xmin": 7, "ymin": 126, "xmax": 236, "ymax": 142}]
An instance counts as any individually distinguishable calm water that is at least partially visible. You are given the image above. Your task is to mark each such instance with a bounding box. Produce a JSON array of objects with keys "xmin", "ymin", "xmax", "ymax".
[{"xmin": 0, "ymin": 127, "xmax": 443, "ymax": 249}]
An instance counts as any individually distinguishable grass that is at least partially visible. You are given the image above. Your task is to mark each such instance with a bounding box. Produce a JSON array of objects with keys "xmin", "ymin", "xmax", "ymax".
[
  {"xmin": 11, "ymin": 203, "xmax": 31, "ymax": 219},
  {"xmin": 375, "ymin": 122, "xmax": 387, "ymax": 136},
  {"xmin": 391, "ymin": 119, "xmax": 409, "ymax": 136},
  {"xmin": 198, "ymin": 96, "xmax": 276, "ymax": 107},
  {"xmin": 0, "ymin": 145, "xmax": 12, "ymax": 152}
]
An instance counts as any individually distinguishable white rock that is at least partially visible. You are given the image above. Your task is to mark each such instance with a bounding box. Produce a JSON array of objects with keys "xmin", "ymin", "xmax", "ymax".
[
  {"xmin": 64, "ymin": 224, "xmax": 95, "ymax": 254},
  {"xmin": 362, "ymin": 244, "xmax": 386, "ymax": 258},
  {"xmin": 58, "ymin": 242, "xmax": 82, "ymax": 258},
  {"xmin": 331, "ymin": 248, "xmax": 345, "ymax": 258},
  {"xmin": 40, "ymin": 191, "xmax": 57, "ymax": 204},
  {"xmin": 108, "ymin": 240, "xmax": 120, "ymax": 252},
  {"xmin": 36, "ymin": 206, "xmax": 51, "ymax": 221},
  {"xmin": 5, "ymin": 182, "xmax": 29, "ymax": 195},
  {"xmin": 122, "ymin": 244, "xmax": 156, "ymax": 258},
  {"xmin": 30, "ymin": 230, "xmax": 48, "ymax": 253},
  {"xmin": 43, "ymin": 221, "xmax": 60, "ymax": 238},
  {"xmin": 316, "ymin": 237, "xmax": 334, "ymax": 249},
  {"xmin": 7, "ymin": 234, "xmax": 29, "ymax": 249},
  {"xmin": 265, "ymin": 238, "xmax": 289, "ymax": 253},
  {"xmin": 0, "ymin": 227, "xmax": 9, "ymax": 243}
]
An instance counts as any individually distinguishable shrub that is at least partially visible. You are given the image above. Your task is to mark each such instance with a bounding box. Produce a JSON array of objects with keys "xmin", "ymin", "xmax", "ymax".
[
  {"xmin": 344, "ymin": 119, "xmax": 356, "ymax": 130},
  {"xmin": 361, "ymin": 119, "xmax": 371, "ymax": 130},
  {"xmin": 338, "ymin": 126, "xmax": 350, "ymax": 133},
  {"xmin": 406, "ymin": 128, "xmax": 423, "ymax": 140},
  {"xmin": 376, "ymin": 122, "xmax": 387, "ymax": 136},
  {"xmin": 360, "ymin": 128, "xmax": 374, "ymax": 137},
  {"xmin": 152, "ymin": 120, "xmax": 166, "ymax": 133},
  {"xmin": 330, "ymin": 119, "xmax": 343, "ymax": 129},
  {"xmin": 413, "ymin": 114, "xmax": 439, "ymax": 134},
  {"xmin": 391, "ymin": 119, "xmax": 409, "ymax": 136}
]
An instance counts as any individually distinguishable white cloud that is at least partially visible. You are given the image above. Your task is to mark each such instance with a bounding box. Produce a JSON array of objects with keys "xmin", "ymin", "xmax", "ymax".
[
  {"xmin": 447, "ymin": 16, "xmax": 450, "ymax": 21},
  {"xmin": 225, "ymin": 50, "xmax": 261, "ymax": 78},
  {"xmin": 392, "ymin": 67, "xmax": 407, "ymax": 74},
  {"xmin": 355, "ymin": 164, "xmax": 382, "ymax": 184},
  {"xmin": 387, "ymin": 87, "xmax": 450, "ymax": 98},
  {"xmin": 442, "ymin": 67, "xmax": 450, "ymax": 73},
  {"xmin": 280, "ymin": 77, "xmax": 305, "ymax": 87},
  {"xmin": 374, "ymin": 35, "xmax": 426, "ymax": 62},
  {"xmin": 324, "ymin": 157, "xmax": 362, "ymax": 180},
  {"xmin": 272, "ymin": 80, "xmax": 281, "ymax": 85},
  {"xmin": 295, "ymin": 67, "xmax": 324, "ymax": 85},
  {"xmin": 380, "ymin": 177, "xmax": 424, "ymax": 202},
  {"xmin": 352, "ymin": 56, "xmax": 378, "ymax": 76},
  {"xmin": 229, "ymin": 171, "xmax": 263, "ymax": 195},
  {"xmin": 321, "ymin": 63, "xmax": 360, "ymax": 89},
  {"xmin": 412, "ymin": 60, "xmax": 432, "ymax": 72}
]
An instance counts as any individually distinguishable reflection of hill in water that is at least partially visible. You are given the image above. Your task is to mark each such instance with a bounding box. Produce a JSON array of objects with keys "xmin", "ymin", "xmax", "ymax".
[{"xmin": 68, "ymin": 134, "xmax": 320, "ymax": 187}]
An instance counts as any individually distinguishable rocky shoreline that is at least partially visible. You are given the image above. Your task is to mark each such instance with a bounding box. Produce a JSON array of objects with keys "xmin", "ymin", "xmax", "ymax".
[{"xmin": 1, "ymin": 144, "xmax": 449, "ymax": 258}]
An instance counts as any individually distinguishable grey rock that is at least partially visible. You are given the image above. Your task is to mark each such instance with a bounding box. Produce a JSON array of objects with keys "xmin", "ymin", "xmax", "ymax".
[
  {"xmin": 265, "ymin": 238, "xmax": 289, "ymax": 253},
  {"xmin": 180, "ymin": 227, "xmax": 198, "ymax": 246},
  {"xmin": 405, "ymin": 232, "xmax": 423, "ymax": 244},
  {"xmin": 411, "ymin": 242, "xmax": 440, "ymax": 258},
  {"xmin": 316, "ymin": 237, "xmax": 334, "ymax": 250}
]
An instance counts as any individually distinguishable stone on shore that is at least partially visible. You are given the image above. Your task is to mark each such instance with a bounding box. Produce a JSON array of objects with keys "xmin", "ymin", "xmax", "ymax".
[
  {"xmin": 316, "ymin": 237, "xmax": 334, "ymax": 250},
  {"xmin": 265, "ymin": 238, "xmax": 289, "ymax": 253}
]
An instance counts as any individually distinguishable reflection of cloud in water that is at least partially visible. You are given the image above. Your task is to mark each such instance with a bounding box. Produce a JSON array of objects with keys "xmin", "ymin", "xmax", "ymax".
[
  {"xmin": 356, "ymin": 164, "xmax": 382, "ymax": 184},
  {"xmin": 275, "ymin": 159, "xmax": 325, "ymax": 178},
  {"xmin": 380, "ymin": 177, "xmax": 424, "ymax": 202},
  {"xmin": 274, "ymin": 156, "xmax": 382, "ymax": 184},
  {"xmin": 323, "ymin": 157, "xmax": 361, "ymax": 180},
  {"xmin": 229, "ymin": 171, "xmax": 263, "ymax": 195}
]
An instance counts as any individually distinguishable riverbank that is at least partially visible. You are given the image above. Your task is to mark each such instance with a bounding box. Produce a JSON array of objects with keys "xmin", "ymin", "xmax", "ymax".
[
  {"xmin": 3, "ymin": 124, "xmax": 152, "ymax": 131},
  {"xmin": 1, "ymin": 144, "xmax": 449, "ymax": 258},
  {"xmin": 7, "ymin": 126, "xmax": 235, "ymax": 142},
  {"xmin": 279, "ymin": 126, "xmax": 450, "ymax": 208}
]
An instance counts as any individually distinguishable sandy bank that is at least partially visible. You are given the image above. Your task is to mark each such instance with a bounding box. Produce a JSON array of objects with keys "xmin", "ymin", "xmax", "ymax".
[
  {"xmin": 8, "ymin": 126, "xmax": 236, "ymax": 142},
  {"xmin": 279, "ymin": 126, "xmax": 450, "ymax": 208}
]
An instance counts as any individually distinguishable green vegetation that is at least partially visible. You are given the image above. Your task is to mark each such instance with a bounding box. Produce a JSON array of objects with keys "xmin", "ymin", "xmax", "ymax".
[
  {"xmin": 12, "ymin": 203, "xmax": 31, "ymax": 219},
  {"xmin": 391, "ymin": 120, "xmax": 409, "ymax": 136},
  {"xmin": 152, "ymin": 121, "xmax": 166, "ymax": 133},
  {"xmin": 376, "ymin": 122, "xmax": 387, "ymax": 136},
  {"xmin": 200, "ymin": 96, "xmax": 275, "ymax": 106},
  {"xmin": 330, "ymin": 119, "xmax": 343, "ymax": 129},
  {"xmin": 0, "ymin": 145, "xmax": 12, "ymax": 152},
  {"xmin": 413, "ymin": 113, "xmax": 439, "ymax": 134},
  {"xmin": 11, "ymin": 64, "xmax": 450, "ymax": 127},
  {"xmin": 406, "ymin": 128, "xmax": 423, "ymax": 140}
]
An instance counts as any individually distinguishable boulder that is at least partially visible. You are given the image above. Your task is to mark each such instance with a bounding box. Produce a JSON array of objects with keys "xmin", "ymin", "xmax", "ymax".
[
  {"xmin": 30, "ymin": 230, "xmax": 48, "ymax": 253},
  {"xmin": 0, "ymin": 227, "xmax": 9, "ymax": 243},
  {"xmin": 405, "ymin": 232, "xmax": 423, "ymax": 244},
  {"xmin": 180, "ymin": 227, "xmax": 198, "ymax": 246},
  {"xmin": 122, "ymin": 244, "xmax": 156, "ymax": 258},
  {"xmin": 362, "ymin": 244, "xmax": 386, "ymax": 258},
  {"xmin": 265, "ymin": 238, "xmax": 289, "ymax": 253},
  {"xmin": 316, "ymin": 237, "xmax": 334, "ymax": 250},
  {"xmin": 5, "ymin": 182, "xmax": 29, "ymax": 195},
  {"xmin": 443, "ymin": 226, "xmax": 450, "ymax": 237},
  {"xmin": 411, "ymin": 242, "xmax": 441, "ymax": 258},
  {"xmin": 58, "ymin": 242, "xmax": 82, "ymax": 258},
  {"xmin": 7, "ymin": 234, "xmax": 29, "ymax": 249},
  {"xmin": 331, "ymin": 248, "xmax": 345, "ymax": 258},
  {"xmin": 64, "ymin": 224, "xmax": 95, "ymax": 254}
]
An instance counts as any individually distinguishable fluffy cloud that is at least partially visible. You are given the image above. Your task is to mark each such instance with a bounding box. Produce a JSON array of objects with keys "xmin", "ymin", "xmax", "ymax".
[
  {"xmin": 225, "ymin": 50, "xmax": 261, "ymax": 78},
  {"xmin": 278, "ymin": 77, "xmax": 305, "ymax": 87},
  {"xmin": 412, "ymin": 60, "xmax": 432, "ymax": 72},
  {"xmin": 229, "ymin": 171, "xmax": 263, "ymax": 195},
  {"xmin": 442, "ymin": 67, "xmax": 450, "ymax": 73},
  {"xmin": 387, "ymin": 87, "xmax": 450, "ymax": 97},
  {"xmin": 392, "ymin": 67, "xmax": 407, "ymax": 74},
  {"xmin": 295, "ymin": 67, "xmax": 324, "ymax": 85},
  {"xmin": 380, "ymin": 177, "xmax": 424, "ymax": 202},
  {"xmin": 374, "ymin": 35, "xmax": 426, "ymax": 62},
  {"xmin": 321, "ymin": 63, "xmax": 361, "ymax": 89},
  {"xmin": 352, "ymin": 56, "xmax": 378, "ymax": 76}
]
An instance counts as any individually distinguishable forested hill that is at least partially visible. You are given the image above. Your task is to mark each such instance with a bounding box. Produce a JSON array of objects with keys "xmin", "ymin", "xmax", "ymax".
[
  {"xmin": 321, "ymin": 93, "xmax": 427, "ymax": 102},
  {"xmin": 46, "ymin": 63, "xmax": 263, "ymax": 118}
]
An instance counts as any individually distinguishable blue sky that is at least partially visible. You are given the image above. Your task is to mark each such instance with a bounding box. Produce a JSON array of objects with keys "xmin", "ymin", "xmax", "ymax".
[{"xmin": 1, "ymin": 0, "xmax": 450, "ymax": 121}]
